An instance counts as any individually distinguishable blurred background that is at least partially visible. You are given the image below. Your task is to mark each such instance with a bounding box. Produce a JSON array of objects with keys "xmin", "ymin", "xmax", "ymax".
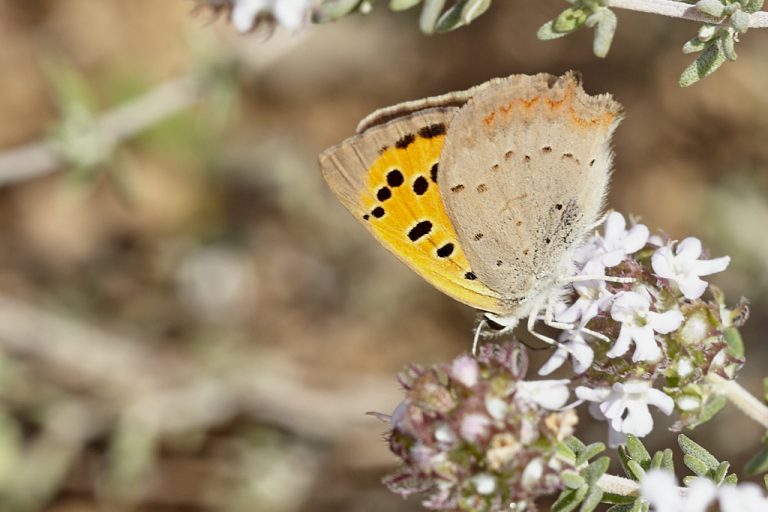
[{"xmin": 0, "ymin": 0, "xmax": 766, "ymax": 510}]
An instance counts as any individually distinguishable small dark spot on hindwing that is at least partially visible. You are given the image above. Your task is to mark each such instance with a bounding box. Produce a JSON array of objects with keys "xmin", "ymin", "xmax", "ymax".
[
  {"xmin": 377, "ymin": 187, "xmax": 392, "ymax": 201},
  {"xmin": 395, "ymin": 133, "xmax": 416, "ymax": 149},
  {"xmin": 418, "ymin": 123, "xmax": 446, "ymax": 139},
  {"xmin": 450, "ymin": 184, "xmax": 465, "ymax": 193},
  {"xmin": 473, "ymin": 233, "xmax": 484, "ymax": 241},
  {"xmin": 387, "ymin": 169, "xmax": 404, "ymax": 187},
  {"xmin": 372, "ymin": 207, "xmax": 385, "ymax": 218},
  {"xmin": 464, "ymin": 271, "xmax": 477, "ymax": 280}
]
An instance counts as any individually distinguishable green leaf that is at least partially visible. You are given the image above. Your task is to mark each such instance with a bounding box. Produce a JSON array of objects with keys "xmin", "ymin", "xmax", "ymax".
[
  {"xmin": 661, "ymin": 449, "xmax": 675, "ymax": 472},
  {"xmin": 723, "ymin": 473, "xmax": 738, "ymax": 485},
  {"xmin": 390, "ymin": 0, "xmax": 422, "ymax": 10},
  {"xmin": 745, "ymin": 444, "xmax": 768, "ymax": 475},
  {"xmin": 650, "ymin": 451, "xmax": 664, "ymax": 470},
  {"xmin": 554, "ymin": 7, "xmax": 589, "ymax": 32},
  {"xmin": 312, "ymin": 0, "xmax": 362, "ymax": 22},
  {"xmin": 537, "ymin": 20, "xmax": 574, "ymax": 40},
  {"xmin": 589, "ymin": 7, "xmax": 617, "ymax": 58},
  {"xmin": 722, "ymin": 32, "xmax": 738, "ymax": 60},
  {"xmin": 684, "ymin": 454, "xmax": 711, "ymax": 477},
  {"xmin": 584, "ymin": 456, "xmax": 610, "ymax": 485},
  {"xmin": 679, "ymin": 434, "xmax": 720, "ymax": 471},
  {"xmin": 603, "ymin": 493, "xmax": 637, "ymax": 505},
  {"xmin": 696, "ymin": 0, "xmax": 726, "ymax": 17},
  {"xmin": 461, "ymin": 0, "xmax": 492, "ymax": 24},
  {"xmin": 419, "ymin": 0, "xmax": 447, "ymax": 33},
  {"xmin": 580, "ymin": 485, "xmax": 604, "ymax": 512},
  {"xmin": 576, "ymin": 442, "xmax": 606, "ymax": 466},
  {"xmin": 714, "ymin": 461, "xmax": 730, "ymax": 484},
  {"xmin": 626, "ymin": 436, "xmax": 652, "ymax": 468},
  {"xmin": 552, "ymin": 486, "xmax": 588, "ymax": 512},
  {"xmin": 435, "ymin": 0, "xmax": 466, "ymax": 32},
  {"xmin": 563, "ymin": 470, "xmax": 587, "ymax": 489},
  {"xmin": 607, "ymin": 499, "xmax": 643, "ymax": 512},
  {"xmin": 557, "ymin": 441, "xmax": 578, "ymax": 465},
  {"xmin": 626, "ymin": 460, "xmax": 646, "ymax": 481},
  {"xmin": 689, "ymin": 395, "xmax": 727, "ymax": 428},
  {"xmin": 679, "ymin": 38, "xmax": 727, "ymax": 87},
  {"xmin": 730, "ymin": 8, "xmax": 750, "ymax": 32},
  {"xmin": 566, "ymin": 436, "xmax": 587, "ymax": 454},
  {"xmin": 682, "ymin": 37, "xmax": 711, "ymax": 54}
]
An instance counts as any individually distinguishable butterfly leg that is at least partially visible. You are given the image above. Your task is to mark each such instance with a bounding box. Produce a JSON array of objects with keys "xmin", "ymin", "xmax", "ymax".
[{"xmin": 561, "ymin": 274, "xmax": 634, "ymax": 285}]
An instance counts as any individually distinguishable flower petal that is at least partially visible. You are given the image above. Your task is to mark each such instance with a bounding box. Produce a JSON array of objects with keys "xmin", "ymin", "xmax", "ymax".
[
  {"xmin": 630, "ymin": 325, "xmax": 661, "ymax": 362},
  {"xmin": 607, "ymin": 324, "xmax": 632, "ymax": 358},
  {"xmin": 603, "ymin": 211, "xmax": 626, "ymax": 243},
  {"xmin": 691, "ymin": 255, "xmax": 730, "ymax": 277},
  {"xmin": 645, "ymin": 388, "xmax": 675, "ymax": 415},
  {"xmin": 623, "ymin": 224, "xmax": 650, "ymax": 253},
  {"xmin": 623, "ymin": 399, "xmax": 654, "ymax": 436},
  {"xmin": 678, "ymin": 276, "xmax": 709, "ymax": 300},
  {"xmin": 649, "ymin": 309, "xmax": 684, "ymax": 334},
  {"xmin": 677, "ymin": 237, "xmax": 703, "ymax": 260},
  {"xmin": 538, "ymin": 348, "xmax": 568, "ymax": 376}
]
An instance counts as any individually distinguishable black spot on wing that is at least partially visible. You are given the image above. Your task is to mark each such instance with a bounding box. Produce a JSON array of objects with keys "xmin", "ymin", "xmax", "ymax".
[
  {"xmin": 430, "ymin": 163, "xmax": 438, "ymax": 183},
  {"xmin": 464, "ymin": 271, "xmax": 477, "ymax": 280},
  {"xmin": 413, "ymin": 176, "xmax": 428, "ymax": 195},
  {"xmin": 372, "ymin": 207, "xmax": 385, "ymax": 219},
  {"xmin": 436, "ymin": 243, "xmax": 454, "ymax": 258},
  {"xmin": 408, "ymin": 220, "xmax": 432, "ymax": 241},
  {"xmin": 387, "ymin": 169, "xmax": 404, "ymax": 187},
  {"xmin": 418, "ymin": 123, "xmax": 446, "ymax": 139},
  {"xmin": 395, "ymin": 133, "xmax": 416, "ymax": 149},
  {"xmin": 377, "ymin": 187, "xmax": 392, "ymax": 201}
]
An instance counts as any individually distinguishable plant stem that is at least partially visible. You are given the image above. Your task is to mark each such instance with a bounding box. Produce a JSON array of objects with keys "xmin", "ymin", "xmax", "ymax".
[
  {"xmin": 707, "ymin": 373, "xmax": 768, "ymax": 429},
  {"xmin": 607, "ymin": 0, "xmax": 768, "ymax": 28}
]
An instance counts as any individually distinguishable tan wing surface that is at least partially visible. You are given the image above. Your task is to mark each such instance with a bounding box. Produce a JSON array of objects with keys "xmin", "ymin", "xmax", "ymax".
[
  {"xmin": 319, "ymin": 107, "xmax": 506, "ymax": 314},
  {"xmin": 439, "ymin": 72, "xmax": 623, "ymax": 301}
]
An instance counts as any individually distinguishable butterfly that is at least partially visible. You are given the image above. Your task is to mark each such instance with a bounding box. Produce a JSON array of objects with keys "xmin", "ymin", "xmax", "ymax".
[{"xmin": 319, "ymin": 72, "xmax": 623, "ymax": 340}]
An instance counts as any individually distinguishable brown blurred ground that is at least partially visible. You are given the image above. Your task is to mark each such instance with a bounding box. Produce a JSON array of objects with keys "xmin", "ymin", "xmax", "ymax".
[{"xmin": 0, "ymin": 0, "xmax": 766, "ymax": 511}]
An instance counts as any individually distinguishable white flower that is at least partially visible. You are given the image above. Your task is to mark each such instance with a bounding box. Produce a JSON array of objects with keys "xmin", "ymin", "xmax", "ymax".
[
  {"xmin": 640, "ymin": 470, "xmax": 768, "ymax": 512},
  {"xmin": 578, "ymin": 212, "xmax": 649, "ymax": 268},
  {"xmin": 230, "ymin": 0, "xmax": 313, "ymax": 32},
  {"xmin": 451, "ymin": 355, "xmax": 479, "ymax": 388},
  {"xmin": 576, "ymin": 380, "xmax": 674, "ymax": 439},
  {"xmin": 719, "ymin": 482, "xmax": 768, "ymax": 512},
  {"xmin": 608, "ymin": 290, "xmax": 683, "ymax": 362},
  {"xmin": 515, "ymin": 379, "xmax": 571, "ymax": 410},
  {"xmin": 651, "ymin": 237, "xmax": 730, "ymax": 300},
  {"xmin": 538, "ymin": 327, "xmax": 594, "ymax": 376},
  {"xmin": 640, "ymin": 470, "xmax": 717, "ymax": 512},
  {"xmin": 556, "ymin": 260, "xmax": 615, "ymax": 327}
]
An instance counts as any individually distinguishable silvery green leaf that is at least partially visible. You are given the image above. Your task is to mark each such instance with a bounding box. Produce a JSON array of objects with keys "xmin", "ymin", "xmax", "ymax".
[
  {"xmin": 313, "ymin": 0, "xmax": 362, "ymax": 22},
  {"xmin": 696, "ymin": 0, "xmax": 726, "ymax": 17},
  {"xmin": 724, "ymin": 327, "xmax": 744, "ymax": 358},
  {"xmin": 626, "ymin": 460, "xmax": 646, "ymax": 481},
  {"xmin": 689, "ymin": 395, "xmax": 727, "ymax": 427},
  {"xmin": 552, "ymin": 485, "xmax": 589, "ymax": 512},
  {"xmin": 462, "ymin": 0, "xmax": 491, "ymax": 24},
  {"xmin": 576, "ymin": 442, "xmax": 606, "ymax": 466},
  {"xmin": 661, "ymin": 449, "xmax": 675, "ymax": 472},
  {"xmin": 580, "ymin": 486, "xmax": 604, "ymax": 512},
  {"xmin": 724, "ymin": 473, "xmax": 738, "ymax": 485},
  {"xmin": 626, "ymin": 436, "xmax": 651, "ymax": 468},
  {"xmin": 679, "ymin": 38, "xmax": 727, "ymax": 86},
  {"xmin": 562, "ymin": 471, "xmax": 586, "ymax": 489},
  {"xmin": 679, "ymin": 434, "xmax": 720, "ymax": 471},
  {"xmin": 537, "ymin": 20, "xmax": 574, "ymax": 40},
  {"xmin": 419, "ymin": 0, "xmax": 446, "ymax": 33},
  {"xmin": 684, "ymin": 454, "xmax": 711, "ymax": 476},
  {"xmin": 714, "ymin": 461, "xmax": 730, "ymax": 484},
  {"xmin": 722, "ymin": 33, "xmax": 738, "ymax": 60},
  {"xmin": 435, "ymin": 0, "xmax": 467, "ymax": 32},
  {"xmin": 555, "ymin": 7, "xmax": 589, "ymax": 32},
  {"xmin": 730, "ymin": 8, "xmax": 751, "ymax": 32},
  {"xmin": 390, "ymin": 0, "xmax": 422, "ymax": 10},
  {"xmin": 743, "ymin": 0, "xmax": 764, "ymax": 12},
  {"xmin": 683, "ymin": 37, "xmax": 710, "ymax": 54},
  {"xmin": 698, "ymin": 23, "xmax": 718, "ymax": 41},
  {"xmin": 584, "ymin": 457, "xmax": 610, "ymax": 485},
  {"xmin": 590, "ymin": 8, "xmax": 617, "ymax": 58},
  {"xmin": 745, "ymin": 444, "xmax": 768, "ymax": 475}
]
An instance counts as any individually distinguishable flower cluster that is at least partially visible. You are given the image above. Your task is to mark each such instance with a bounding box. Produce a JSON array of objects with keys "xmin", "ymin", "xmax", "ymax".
[
  {"xmin": 382, "ymin": 343, "xmax": 578, "ymax": 511},
  {"xmin": 640, "ymin": 469, "xmax": 768, "ymax": 512},
  {"xmin": 539, "ymin": 212, "xmax": 743, "ymax": 444}
]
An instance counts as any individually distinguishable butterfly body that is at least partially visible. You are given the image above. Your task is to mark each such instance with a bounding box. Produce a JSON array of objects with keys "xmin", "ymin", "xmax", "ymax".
[{"xmin": 319, "ymin": 72, "xmax": 622, "ymax": 325}]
